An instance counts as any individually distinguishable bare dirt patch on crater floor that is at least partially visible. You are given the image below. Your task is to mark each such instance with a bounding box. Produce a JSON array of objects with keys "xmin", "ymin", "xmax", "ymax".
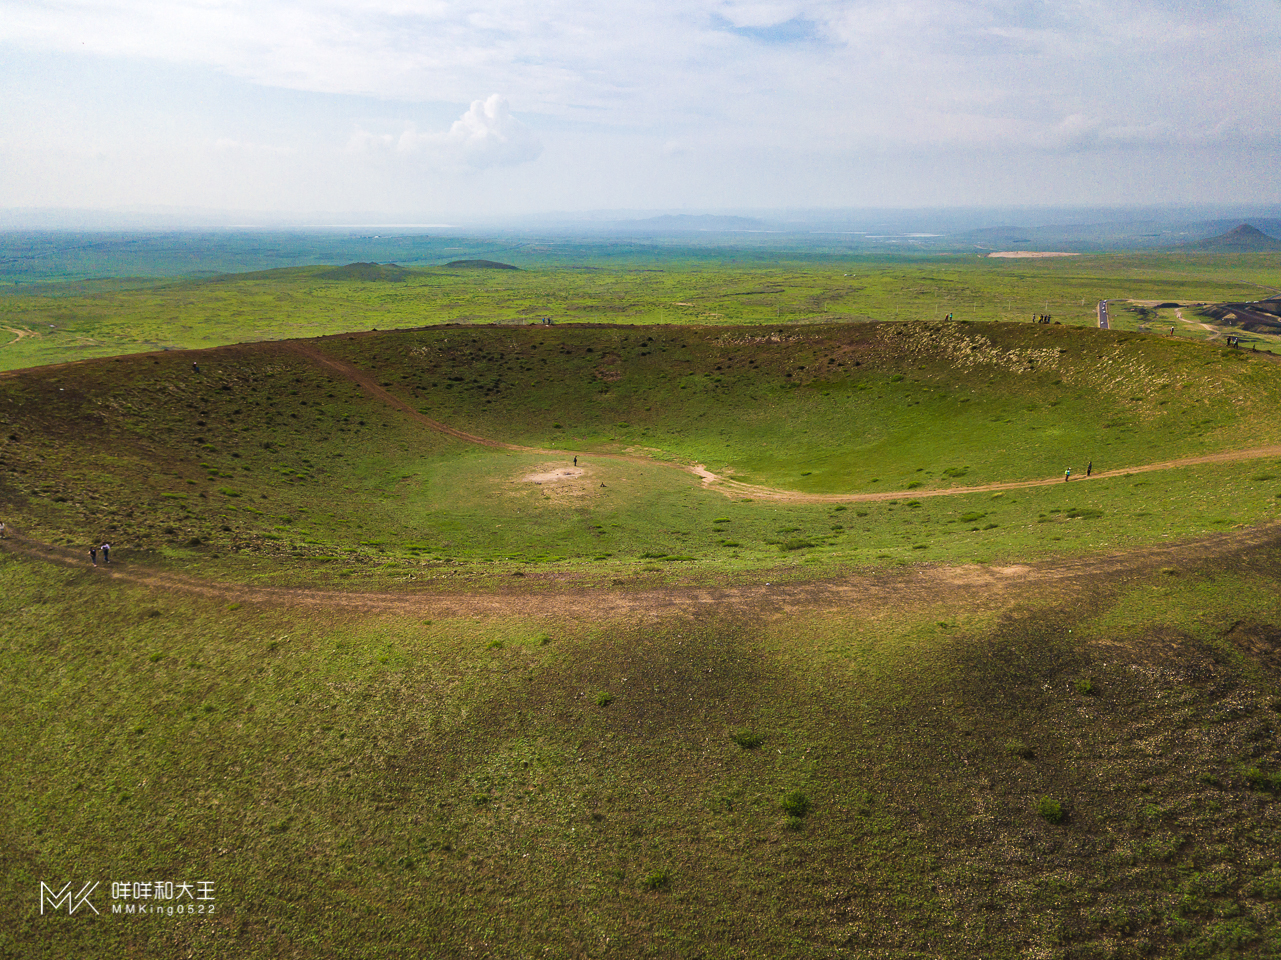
[{"xmin": 520, "ymin": 464, "xmax": 592, "ymax": 496}]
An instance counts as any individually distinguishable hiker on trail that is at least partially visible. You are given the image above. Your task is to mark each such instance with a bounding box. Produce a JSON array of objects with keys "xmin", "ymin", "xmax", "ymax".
[
  {"xmin": 192, "ymin": 361, "xmax": 200, "ymax": 373},
  {"xmin": 1065, "ymin": 468, "xmax": 1071, "ymax": 482},
  {"xmin": 89, "ymin": 546, "xmax": 97, "ymax": 566},
  {"xmin": 1170, "ymin": 326, "xmax": 1175, "ymax": 336},
  {"xmin": 574, "ymin": 456, "xmax": 577, "ymax": 467},
  {"xmin": 101, "ymin": 543, "xmax": 110, "ymax": 564},
  {"xmin": 1086, "ymin": 461, "xmax": 1092, "ymax": 477}
]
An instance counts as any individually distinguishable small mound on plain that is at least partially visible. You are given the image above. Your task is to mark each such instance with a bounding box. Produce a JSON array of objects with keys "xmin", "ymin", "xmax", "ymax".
[
  {"xmin": 444, "ymin": 259, "xmax": 519, "ymax": 270},
  {"xmin": 318, "ymin": 262, "xmax": 408, "ymax": 282}
]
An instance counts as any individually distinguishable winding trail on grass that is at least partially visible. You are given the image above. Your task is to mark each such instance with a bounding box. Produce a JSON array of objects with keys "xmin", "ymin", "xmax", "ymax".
[
  {"xmin": 287, "ymin": 342, "xmax": 520, "ymax": 450},
  {"xmin": 694, "ymin": 445, "xmax": 1281, "ymax": 503},
  {"xmin": 3, "ymin": 523, "xmax": 1279, "ymax": 620},
  {"xmin": 1175, "ymin": 308, "xmax": 1218, "ymax": 337},
  {"xmin": 1, "ymin": 326, "xmax": 36, "ymax": 348},
  {"xmin": 285, "ymin": 341, "xmax": 1281, "ymax": 505}
]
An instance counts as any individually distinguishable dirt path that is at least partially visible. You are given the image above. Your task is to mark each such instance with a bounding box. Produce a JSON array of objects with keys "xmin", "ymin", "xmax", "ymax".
[
  {"xmin": 695, "ymin": 445, "xmax": 1281, "ymax": 503},
  {"xmin": 286, "ymin": 341, "xmax": 1281, "ymax": 505},
  {"xmin": 285, "ymin": 342, "xmax": 691, "ymax": 473},
  {"xmin": 286, "ymin": 342, "xmax": 520, "ymax": 450},
  {"xmin": 4, "ymin": 524, "xmax": 1278, "ymax": 620},
  {"xmin": 1175, "ymin": 308, "xmax": 1219, "ymax": 337},
  {"xmin": 0, "ymin": 326, "xmax": 35, "ymax": 348}
]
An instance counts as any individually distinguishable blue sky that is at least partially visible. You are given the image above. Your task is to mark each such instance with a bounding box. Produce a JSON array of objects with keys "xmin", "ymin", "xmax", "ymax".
[{"xmin": 1, "ymin": 0, "xmax": 1279, "ymax": 220}]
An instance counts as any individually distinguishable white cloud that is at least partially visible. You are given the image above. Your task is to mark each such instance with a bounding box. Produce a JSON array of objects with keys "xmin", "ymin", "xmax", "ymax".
[
  {"xmin": 350, "ymin": 94, "xmax": 542, "ymax": 170},
  {"xmin": 1, "ymin": 0, "xmax": 1280, "ymax": 210},
  {"xmin": 437, "ymin": 94, "xmax": 543, "ymax": 167}
]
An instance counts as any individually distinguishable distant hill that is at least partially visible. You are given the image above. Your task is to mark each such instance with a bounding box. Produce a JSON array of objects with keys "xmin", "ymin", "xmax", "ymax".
[
  {"xmin": 444, "ymin": 259, "xmax": 520, "ymax": 270},
  {"xmin": 1187, "ymin": 224, "xmax": 1281, "ymax": 252},
  {"xmin": 318, "ymin": 262, "xmax": 408, "ymax": 282}
]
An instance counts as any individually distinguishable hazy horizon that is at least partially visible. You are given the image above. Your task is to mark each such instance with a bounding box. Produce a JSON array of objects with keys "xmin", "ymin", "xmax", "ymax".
[{"xmin": 4, "ymin": 202, "xmax": 1281, "ymax": 237}]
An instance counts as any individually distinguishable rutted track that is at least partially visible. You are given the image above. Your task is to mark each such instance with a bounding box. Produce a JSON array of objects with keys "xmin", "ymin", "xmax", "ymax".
[
  {"xmin": 4, "ymin": 524, "xmax": 1279, "ymax": 619},
  {"xmin": 287, "ymin": 342, "xmax": 519, "ymax": 450},
  {"xmin": 0, "ymin": 326, "xmax": 36, "ymax": 348},
  {"xmin": 284, "ymin": 341, "xmax": 1281, "ymax": 505}
]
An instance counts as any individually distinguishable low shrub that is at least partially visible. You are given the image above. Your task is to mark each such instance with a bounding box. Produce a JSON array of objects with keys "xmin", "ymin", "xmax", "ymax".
[
  {"xmin": 781, "ymin": 791, "xmax": 811, "ymax": 818},
  {"xmin": 1036, "ymin": 796, "xmax": 1065, "ymax": 824},
  {"xmin": 642, "ymin": 869, "xmax": 669, "ymax": 891},
  {"xmin": 779, "ymin": 539, "xmax": 816, "ymax": 552},
  {"xmin": 730, "ymin": 729, "xmax": 762, "ymax": 749},
  {"xmin": 1245, "ymin": 766, "xmax": 1281, "ymax": 794}
]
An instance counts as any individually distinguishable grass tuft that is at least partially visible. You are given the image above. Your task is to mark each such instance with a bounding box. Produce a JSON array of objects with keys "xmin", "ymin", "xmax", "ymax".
[
  {"xmin": 1245, "ymin": 766, "xmax": 1281, "ymax": 794},
  {"xmin": 642, "ymin": 869, "xmax": 670, "ymax": 891},
  {"xmin": 781, "ymin": 791, "xmax": 811, "ymax": 818},
  {"xmin": 1036, "ymin": 796, "xmax": 1065, "ymax": 824},
  {"xmin": 730, "ymin": 729, "xmax": 763, "ymax": 749}
]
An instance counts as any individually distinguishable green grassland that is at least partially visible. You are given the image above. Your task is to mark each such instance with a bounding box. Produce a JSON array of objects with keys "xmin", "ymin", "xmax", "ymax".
[
  {"xmin": 3, "ymin": 322, "xmax": 1281, "ymax": 580},
  {"xmin": 5, "ymin": 252, "xmax": 1281, "ymax": 958},
  {"xmin": 1, "ymin": 250, "xmax": 1278, "ymax": 371},
  {"xmin": 4, "ymin": 540, "xmax": 1281, "ymax": 958},
  {"xmin": 320, "ymin": 320, "xmax": 1281, "ymax": 485}
]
